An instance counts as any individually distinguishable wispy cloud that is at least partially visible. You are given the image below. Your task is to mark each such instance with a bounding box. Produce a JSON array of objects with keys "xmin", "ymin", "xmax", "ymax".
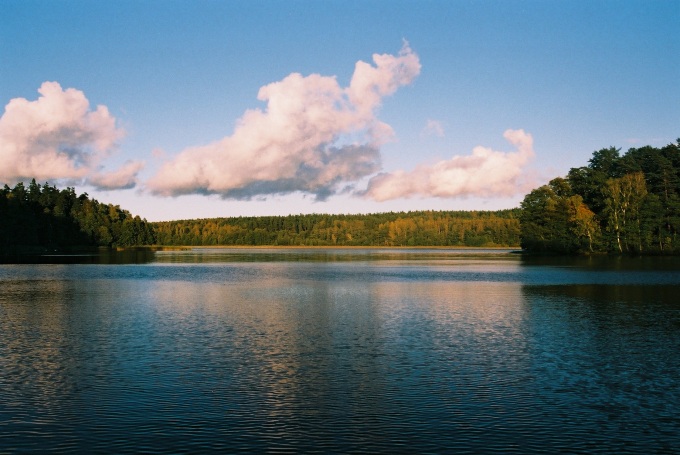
[
  {"xmin": 147, "ymin": 42, "xmax": 421, "ymax": 199},
  {"xmin": 422, "ymin": 119, "xmax": 445, "ymax": 138},
  {"xmin": 364, "ymin": 129, "xmax": 535, "ymax": 201},
  {"xmin": 0, "ymin": 81, "xmax": 142, "ymax": 189}
]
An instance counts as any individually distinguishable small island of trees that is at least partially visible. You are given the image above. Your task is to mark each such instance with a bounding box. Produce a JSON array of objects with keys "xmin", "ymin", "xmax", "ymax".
[{"xmin": 520, "ymin": 139, "xmax": 680, "ymax": 254}]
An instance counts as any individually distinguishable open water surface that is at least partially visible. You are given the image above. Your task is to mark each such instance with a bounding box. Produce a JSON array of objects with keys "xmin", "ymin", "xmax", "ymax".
[{"xmin": 1, "ymin": 248, "xmax": 679, "ymax": 453}]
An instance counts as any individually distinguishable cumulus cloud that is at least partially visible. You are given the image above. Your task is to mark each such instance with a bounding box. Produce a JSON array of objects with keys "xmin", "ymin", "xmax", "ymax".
[
  {"xmin": 147, "ymin": 42, "xmax": 421, "ymax": 199},
  {"xmin": 364, "ymin": 129, "xmax": 535, "ymax": 201},
  {"xmin": 0, "ymin": 81, "xmax": 139, "ymax": 189}
]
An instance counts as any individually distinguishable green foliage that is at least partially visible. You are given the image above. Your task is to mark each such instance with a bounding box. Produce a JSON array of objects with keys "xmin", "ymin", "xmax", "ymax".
[
  {"xmin": 520, "ymin": 139, "xmax": 680, "ymax": 254},
  {"xmin": 152, "ymin": 210, "xmax": 521, "ymax": 247},
  {"xmin": 520, "ymin": 178, "xmax": 582, "ymax": 253},
  {"xmin": 0, "ymin": 180, "xmax": 156, "ymax": 254}
]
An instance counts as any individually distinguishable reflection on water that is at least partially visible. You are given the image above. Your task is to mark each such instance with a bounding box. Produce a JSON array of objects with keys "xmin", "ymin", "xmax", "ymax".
[
  {"xmin": 1, "ymin": 248, "xmax": 158, "ymax": 264},
  {"xmin": 153, "ymin": 247, "xmax": 522, "ymax": 264},
  {"xmin": 0, "ymin": 249, "xmax": 679, "ymax": 453}
]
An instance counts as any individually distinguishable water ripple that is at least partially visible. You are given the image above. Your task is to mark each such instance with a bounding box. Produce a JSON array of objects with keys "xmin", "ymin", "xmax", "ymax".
[{"xmin": 1, "ymin": 253, "xmax": 679, "ymax": 453}]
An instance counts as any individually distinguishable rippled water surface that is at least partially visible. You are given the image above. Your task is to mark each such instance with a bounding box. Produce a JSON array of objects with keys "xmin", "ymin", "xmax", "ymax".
[{"xmin": 1, "ymin": 248, "xmax": 679, "ymax": 453}]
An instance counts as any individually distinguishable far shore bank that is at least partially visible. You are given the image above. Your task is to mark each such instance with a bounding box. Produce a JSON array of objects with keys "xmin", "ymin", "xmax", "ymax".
[{"xmin": 145, "ymin": 245, "xmax": 522, "ymax": 250}]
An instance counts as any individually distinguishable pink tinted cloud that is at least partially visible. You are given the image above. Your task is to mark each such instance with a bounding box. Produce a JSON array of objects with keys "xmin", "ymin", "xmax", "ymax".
[
  {"xmin": 88, "ymin": 160, "xmax": 145, "ymax": 190},
  {"xmin": 0, "ymin": 82, "xmax": 139, "ymax": 189},
  {"xmin": 364, "ymin": 129, "xmax": 535, "ymax": 201},
  {"xmin": 422, "ymin": 119, "xmax": 445, "ymax": 138},
  {"xmin": 147, "ymin": 42, "xmax": 421, "ymax": 199}
]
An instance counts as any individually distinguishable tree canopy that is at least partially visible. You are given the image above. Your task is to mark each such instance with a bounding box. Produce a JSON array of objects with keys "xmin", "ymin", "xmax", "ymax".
[
  {"xmin": 0, "ymin": 180, "xmax": 156, "ymax": 255},
  {"xmin": 152, "ymin": 210, "xmax": 521, "ymax": 247},
  {"xmin": 1, "ymin": 179, "xmax": 523, "ymax": 252},
  {"xmin": 520, "ymin": 139, "xmax": 680, "ymax": 254}
]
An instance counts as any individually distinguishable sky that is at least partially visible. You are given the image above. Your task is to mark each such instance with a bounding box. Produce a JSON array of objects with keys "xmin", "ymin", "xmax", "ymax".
[{"xmin": 1, "ymin": 0, "xmax": 678, "ymax": 221}]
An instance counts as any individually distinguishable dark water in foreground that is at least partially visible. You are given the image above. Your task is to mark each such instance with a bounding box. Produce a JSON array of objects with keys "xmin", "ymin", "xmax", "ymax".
[{"xmin": 1, "ymin": 248, "xmax": 679, "ymax": 453}]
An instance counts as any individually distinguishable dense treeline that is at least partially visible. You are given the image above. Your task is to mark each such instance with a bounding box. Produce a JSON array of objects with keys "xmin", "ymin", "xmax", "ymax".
[
  {"xmin": 153, "ymin": 210, "xmax": 521, "ymax": 247},
  {"xmin": 520, "ymin": 139, "xmax": 680, "ymax": 254},
  {"xmin": 12, "ymin": 135, "xmax": 679, "ymax": 256},
  {"xmin": 0, "ymin": 179, "xmax": 155, "ymax": 254}
]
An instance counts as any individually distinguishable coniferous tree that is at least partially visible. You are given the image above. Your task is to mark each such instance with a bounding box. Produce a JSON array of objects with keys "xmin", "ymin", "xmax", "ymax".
[{"xmin": 0, "ymin": 180, "xmax": 156, "ymax": 255}]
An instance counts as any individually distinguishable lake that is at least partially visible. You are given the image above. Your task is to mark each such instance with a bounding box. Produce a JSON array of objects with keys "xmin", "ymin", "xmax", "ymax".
[{"xmin": 1, "ymin": 248, "xmax": 679, "ymax": 453}]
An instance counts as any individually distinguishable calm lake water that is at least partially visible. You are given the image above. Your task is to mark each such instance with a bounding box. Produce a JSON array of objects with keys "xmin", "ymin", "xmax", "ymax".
[{"xmin": 1, "ymin": 248, "xmax": 679, "ymax": 453}]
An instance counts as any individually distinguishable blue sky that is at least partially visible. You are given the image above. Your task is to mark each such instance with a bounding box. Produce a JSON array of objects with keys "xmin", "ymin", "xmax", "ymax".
[{"xmin": 1, "ymin": 0, "xmax": 678, "ymax": 221}]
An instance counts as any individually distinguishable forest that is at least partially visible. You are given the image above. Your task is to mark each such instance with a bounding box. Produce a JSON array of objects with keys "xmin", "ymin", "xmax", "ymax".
[
  {"xmin": 4, "ymin": 138, "xmax": 677, "ymax": 255},
  {"xmin": 0, "ymin": 179, "xmax": 156, "ymax": 255},
  {"xmin": 0, "ymin": 179, "xmax": 521, "ymax": 251},
  {"xmin": 152, "ymin": 210, "xmax": 521, "ymax": 247},
  {"xmin": 520, "ymin": 139, "xmax": 680, "ymax": 254}
]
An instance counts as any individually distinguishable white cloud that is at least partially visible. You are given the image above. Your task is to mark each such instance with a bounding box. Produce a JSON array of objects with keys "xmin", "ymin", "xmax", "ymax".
[
  {"xmin": 364, "ymin": 129, "xmax": 535, "ymax": 201},
  {"xmin": 0, "ymin": 81, "xmax": 138, "ymax": 189},
  {"xmin": 147, "ymin": 42, "xmax": 421, "ymax": 199}
]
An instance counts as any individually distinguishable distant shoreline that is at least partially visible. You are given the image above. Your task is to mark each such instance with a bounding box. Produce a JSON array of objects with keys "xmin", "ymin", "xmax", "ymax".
[
  {"xmin": 147, "ymin": 245, "xmax": 522, "ymax": 250},
  {"xmin": 1, "ymin": 244, "xmax": 523, "ymax": 255}
]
